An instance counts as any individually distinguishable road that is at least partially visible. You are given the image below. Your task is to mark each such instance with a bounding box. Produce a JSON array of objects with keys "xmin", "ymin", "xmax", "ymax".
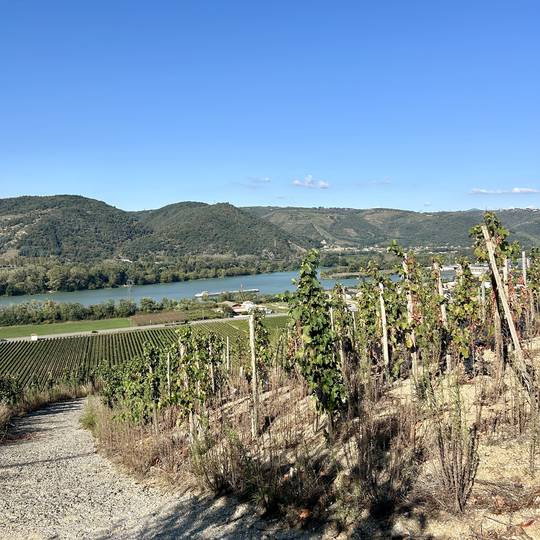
[{"xmin": 0, "ymin": 399, "xmax": 310, "ymax": 539}]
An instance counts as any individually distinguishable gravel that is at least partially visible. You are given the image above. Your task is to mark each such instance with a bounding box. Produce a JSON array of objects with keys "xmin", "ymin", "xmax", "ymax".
[{"xmin": 0, "ymin": 399, "xmax": 316, "ymax": 539}]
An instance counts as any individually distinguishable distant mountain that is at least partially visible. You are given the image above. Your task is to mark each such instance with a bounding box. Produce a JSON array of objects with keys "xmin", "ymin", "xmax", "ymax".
[
  {"xmin": 127, "ymin": 201, "xmax": 297, "ymax": 259},
  {"xmin": 245, "ymin": 206, "xmax": 540, "ymax": 249},
  {"xmin": 1, "ymin": 195, "xmax": 540, "ymax": 262},
  {"xmin": 0, "ymin": 196, "xmax": 299, "ymax": 261},
  {"xmin": 0, "ymin": 195, "xmax": 148, "ymax": 260}
]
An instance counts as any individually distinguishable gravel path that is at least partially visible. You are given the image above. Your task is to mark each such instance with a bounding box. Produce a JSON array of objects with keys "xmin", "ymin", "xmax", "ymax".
[{"xmin": 0, "ymin": 399, "xmax": 315, "ymax": 539}]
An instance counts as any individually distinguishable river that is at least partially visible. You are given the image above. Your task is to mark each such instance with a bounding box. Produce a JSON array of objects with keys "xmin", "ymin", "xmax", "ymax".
[{"xmin": 0, "ymin": 271, "xmax": 367, "ymax": 307}]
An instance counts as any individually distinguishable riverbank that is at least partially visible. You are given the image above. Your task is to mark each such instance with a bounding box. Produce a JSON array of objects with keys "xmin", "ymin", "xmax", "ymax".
[{"xmin": 0, "ymin": 270, "xmax": 361, "ymax": 308}]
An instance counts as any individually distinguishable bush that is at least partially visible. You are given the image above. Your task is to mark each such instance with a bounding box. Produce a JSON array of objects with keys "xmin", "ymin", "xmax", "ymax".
[{"xmin": 0, "ymin": 375, "xmax": 21, "ymax": 405}]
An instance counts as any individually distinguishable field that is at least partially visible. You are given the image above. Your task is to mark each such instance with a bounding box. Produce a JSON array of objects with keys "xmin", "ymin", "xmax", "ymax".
[
  {"xmin": 0, "ymin": 316, "xmax": 287, "ymax": 386},
  {"xmin": 0, "ymin": 318, "xmax": 133, "ymax": 339},
  {"xmin": 130, "ymin": 309, "xmax": 221, "ymax": 326}
]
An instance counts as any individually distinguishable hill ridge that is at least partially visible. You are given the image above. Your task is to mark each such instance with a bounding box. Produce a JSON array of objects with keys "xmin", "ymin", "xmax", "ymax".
[{"xmin": 2, "ymin": 195, "xmax": 540, "ymax": 261}]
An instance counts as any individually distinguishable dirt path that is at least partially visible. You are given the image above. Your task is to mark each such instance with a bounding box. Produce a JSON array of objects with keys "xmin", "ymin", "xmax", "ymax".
[{"xmin": 0, "ymin": 399, "xmax": 313, "ymax": 539}]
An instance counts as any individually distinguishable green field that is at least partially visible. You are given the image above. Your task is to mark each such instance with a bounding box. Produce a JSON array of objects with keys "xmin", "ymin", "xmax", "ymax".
[
  {"xmin": 0, "ymin": 316, "xmax": 288, "ymax": 386},
  {"xmin": 0, "ymin": 318, "xmax": 133, "ymax": 339}
]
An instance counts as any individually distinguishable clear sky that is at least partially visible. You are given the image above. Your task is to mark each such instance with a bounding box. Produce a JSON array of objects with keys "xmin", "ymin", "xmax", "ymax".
[{"xmin": 0, "ymin": 1, "xmax": 538, "ymax": 212}]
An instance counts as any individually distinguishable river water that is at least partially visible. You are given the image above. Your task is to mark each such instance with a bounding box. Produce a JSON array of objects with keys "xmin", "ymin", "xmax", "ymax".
[{"xmin": 0, "ymin": 271, "xmax": 367, "ymax": 307}]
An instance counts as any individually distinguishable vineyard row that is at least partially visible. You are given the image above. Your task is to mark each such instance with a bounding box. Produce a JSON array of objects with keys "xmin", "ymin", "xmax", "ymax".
[{"xmin": 0, "ymin": 317, "xmax": 286, "ymax": 386}]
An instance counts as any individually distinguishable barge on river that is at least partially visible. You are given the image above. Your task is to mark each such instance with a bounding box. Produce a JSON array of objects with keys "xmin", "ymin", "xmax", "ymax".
[{"xmin": 194, "ymin": 288, "xmax": 260, "ymax": 298}]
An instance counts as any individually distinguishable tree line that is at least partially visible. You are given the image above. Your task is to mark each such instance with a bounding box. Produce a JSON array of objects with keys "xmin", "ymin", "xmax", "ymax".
[{"xmin": 0, "ymin": 256, "xmax": 296, "ymax": 296}]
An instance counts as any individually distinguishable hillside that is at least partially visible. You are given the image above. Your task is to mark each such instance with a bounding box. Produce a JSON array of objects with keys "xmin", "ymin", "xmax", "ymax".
[
  {"xmin": 2, "ymin": 195, "xmax": 540, "ymax": 263},
  {"xmin": 0, "ymin": 196, "xmax": 300, "ymax": 261},
  {"xmin": 127, "ymin": 202, "xmax": 297, "ymax": 259},
  {"xmin": 0, "ymin": 195, "xmax": 148, "ymax": 260},
  {"xmin": 246, "ymin": 206, "xmax": 540, "ymax": 248}
]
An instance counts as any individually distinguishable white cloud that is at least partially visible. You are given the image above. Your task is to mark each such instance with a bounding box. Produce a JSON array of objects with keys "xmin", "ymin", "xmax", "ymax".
[
  {"xmin": 293, "ymin": 174, "xmax": 329, "ymax": 189},
  {"xmin": 471, "ymin": 186, "xmax": 540, "ymax": 195},
  {"xmin": 511, "ymin": 187, "xmax": 539, "ymax": 193}
]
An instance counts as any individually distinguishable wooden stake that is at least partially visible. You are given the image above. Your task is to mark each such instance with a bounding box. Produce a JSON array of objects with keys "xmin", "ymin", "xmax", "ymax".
[
  {"xmin": 249, "ymin": 313, "xmax": 259, "ymax": 438},
  {"xmin": 379, "ymin": 283, "xmax": 390, "ymax": 371},
  {"xmin": 522, "ymin": 250, "xmax": 527, "ymax": 286},
  {"xmin": 180, "ymin": 342, "xmax": 195, "ymax": 441},
  {"xmin": 226, "ymin": 336, "xmax": 230, "ymax": 372},
  {"xmin": 481, "ymin": 225, "xmax": 531, "ymax": 394},
  {"xmin": 209, "ymin": 343, "xmax": 215, "ymax": 394},
  {"xmin": 493, "ymin": 299, "xmax": 504, "ymax": 391},
  {"xmin": 503, "ymin": 257, "xmax": 509, "ymax": 297},
  {"xmin": 433, "ymin": 260, "xmax": 451, "ymax": 371},
  {"xmin": 433, "ymin": 261, "xmax": 448, "ymax": 327},
  {"xmin": 166, "ymin": 351, "xmax": 171, "ymax": 399},
  {"xmin": 480, "ymin": 282, "xmax": 486, "ymax": 322},
  {"xmin": 403, "ymin": 254, "xmax": 418, "ymax": 377}
]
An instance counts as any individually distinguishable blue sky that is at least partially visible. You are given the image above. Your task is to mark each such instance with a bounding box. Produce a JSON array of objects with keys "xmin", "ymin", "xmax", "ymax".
[{"xmin": 0, "ymin": 1, "xmax": 538, "ymax": 212}]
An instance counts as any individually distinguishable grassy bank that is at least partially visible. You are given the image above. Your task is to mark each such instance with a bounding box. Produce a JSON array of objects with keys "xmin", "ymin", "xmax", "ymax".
[{"xmin": 0, "ymin": 318, "xmax": 133, "ymax": 339}]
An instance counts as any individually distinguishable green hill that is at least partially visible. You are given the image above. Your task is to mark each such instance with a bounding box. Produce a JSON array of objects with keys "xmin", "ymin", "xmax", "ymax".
[
  {"xmin": 0, "ymin": 196, "xmax": 299, "ymax": 261},
  {"xmin": 245, "ymin": 206, "xmax": 540, "ymax": 249},
  {"xmin": 0, "ymin": 195, "xmax": 147, "ymax": 260},
  {"xmin": 2, "ymin": 195, "xmax": 540, "ymax": 263},
  {"xmin": 127, "ymin": 201, "xmax": 298, "ymax": 258}
]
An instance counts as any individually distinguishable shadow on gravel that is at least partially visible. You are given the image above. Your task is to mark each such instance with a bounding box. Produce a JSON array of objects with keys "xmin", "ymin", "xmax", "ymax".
[
  {"xmin": 0, "ymin": 451, "xmax": 95, "ymax": 469},
  {"xmin": 1, "ymin": 399, "xmax": 84, "ymax": 444},
  {"xmin": 25, "ymin": 400, "xmax": 84, "ymax": 419},
  {"xmin": 99, "ymin": 495, "xmax": 311, "ymax": 540}
]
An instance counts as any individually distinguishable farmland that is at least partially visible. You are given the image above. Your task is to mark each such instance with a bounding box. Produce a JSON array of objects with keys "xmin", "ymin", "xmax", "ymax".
[
  {"xmin": 0, "ymin": 316, "xmax": 287, "ymax": 386},
  {"xmin": 0, "ymin": 318, "xmax": 133, "ymax": 340}
]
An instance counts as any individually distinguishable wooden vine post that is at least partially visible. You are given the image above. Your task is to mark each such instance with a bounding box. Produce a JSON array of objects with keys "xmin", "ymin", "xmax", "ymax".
[
  {"xmin": 402, "ymin": 253, "xmax": 418, "ymax": 377},
  {"xmin": 378, "ymin": 283, "xmax": 390, "ymax": 371},
  {"xmin": 249, "ymin": 312, "xmax": 259, "ymax": 438},
  {"xmin": 433, "ymin": 261, "xmax": 448, "ymax": 327},
  {"xmin": 480, "ymin": 281, "xmax": 486, "ymax": 323},
  {"xmin": 481, "ymin": 225, "xmax": 532, "ymax": 394},
  {"xmin": 433, "ymin": 260, "xmax": 451, "ymax": 371},
  {"xmin": 503, "ymin": 257, "xmax": 509, "ymax": 297},
  {"xmin": 179, "ymin": 339, "xmax": 195, "ymax": 442},
  {"xmin": 209, "ymin": 341, "xmax": 215, "ymax": 395},
  {"xmin": 522, "ymin": 250, "xmax": 528, "ymax": 286},
  {"xmin": 225, "ymin": 336, "xmax": 230, "ymax": 372},
  {"xmin": 166, "ymin": 351, "xmax": 171, "ymax": 400}
]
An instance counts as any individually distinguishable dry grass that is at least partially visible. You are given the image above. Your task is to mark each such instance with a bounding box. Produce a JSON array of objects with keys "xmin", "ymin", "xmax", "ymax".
[
  {"xmin": 84, "ymin": 396, "xmax": 190, "ymax": 480},
  {"xmin": 19, "ymin": 383, "xmax": 90, "ymax": 412},
  {"xmin": 82, "ymin": 331, "xmax": 540, "ymax": 537},
  {"xmin": 0, "ymin": 402, "xmax": 12, "ymax": 441}
]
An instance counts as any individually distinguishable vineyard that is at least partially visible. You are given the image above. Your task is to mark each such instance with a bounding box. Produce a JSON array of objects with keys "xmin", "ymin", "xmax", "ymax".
[
  {"xmin": 78, "ymin": 211, "xmax": 540, "ymax": 537},
  {"xmin": 0, "ymin": 317, "xmax": 287, "ymax": 386},
  {"xmin": 5, "ymin": 211, "xmax": 540, "ymax": 536}
]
